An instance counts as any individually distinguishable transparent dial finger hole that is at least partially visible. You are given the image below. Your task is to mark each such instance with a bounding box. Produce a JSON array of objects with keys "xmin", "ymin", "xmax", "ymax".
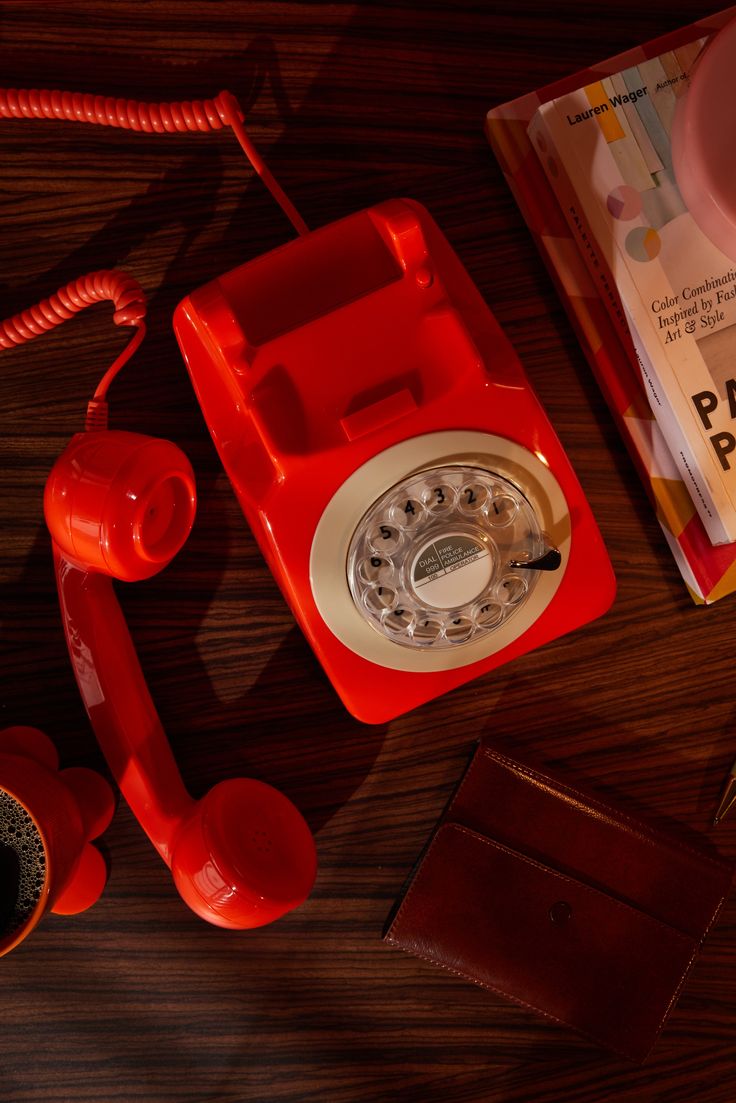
[
  {"xmin": 459, "ymin": 482, "xmax": 489, "ymax": 514},
  {"xmin": 424, "ymin": 483, "xmax": 455, "ymax": 513},
  {"xmin": 390, "ymin": 497, "xmax": 425, "ymax": 529},
  {"xmin": 358, "ymin": 555, "xmax": 394, "ymax": 585},
  {"xmin": 445, "ymin": 616, "xmax": 474, "ymax": 644},
  {"xmin": 474, "ymin": 600, "xmax": 504, "ymax": 629},
  {"xmin": 412, "ymin": 614, "xmax": 443, "ymax": 645},
  {"xmin": 383, "ymin": 607, "xmax": 414, "ymax": 635},
  {"xmin": 497, "ymin": 574, "xmax": 528, "ymax": 606},
  {"xmin": 487, "ymin": 493, "xmax": 518, "ymax": 527},
  {"xmin": 347, "ymin": 463, "xmax": 545, "ymax": 650},
  {"xmin": 368, "ymin": 522, "xmax": 401, "ymax": 554},
  {"xmin": 364, "ymin": 585, "xmax": 397, "ymax": 614}
]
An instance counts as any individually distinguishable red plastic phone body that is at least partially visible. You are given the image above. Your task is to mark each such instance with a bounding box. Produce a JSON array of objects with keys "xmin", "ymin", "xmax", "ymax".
[{"xmin": 174, "ymin": 199, "xmax": 615, "ymax": 723}]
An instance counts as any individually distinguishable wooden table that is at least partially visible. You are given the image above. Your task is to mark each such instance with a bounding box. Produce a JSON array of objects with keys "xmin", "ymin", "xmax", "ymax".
[{"xmin": 1, "ymin": 2, "xmax": 734, "ymax": 1099}]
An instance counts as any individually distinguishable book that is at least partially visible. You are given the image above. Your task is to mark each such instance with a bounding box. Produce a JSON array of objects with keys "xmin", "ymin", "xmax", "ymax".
[
  {"xmin": 528, "ymin": 31, "xmax": 736, "ymax": 546},
  {"xmin": 485, "ymin": 6, "xmax": 736, "ymax": 601}
]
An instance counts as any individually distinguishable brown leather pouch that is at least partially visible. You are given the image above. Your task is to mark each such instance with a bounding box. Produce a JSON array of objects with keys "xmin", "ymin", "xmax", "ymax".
[{"xmin": 383, "ymin": 743, "xmax": 734, "ymax": 1061}]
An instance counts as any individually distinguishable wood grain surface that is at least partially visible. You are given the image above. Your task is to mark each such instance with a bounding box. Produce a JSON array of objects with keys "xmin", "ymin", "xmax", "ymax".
[{"xmin": 1, "ymin": 1, "xmax": 735, "ymax": 1100}]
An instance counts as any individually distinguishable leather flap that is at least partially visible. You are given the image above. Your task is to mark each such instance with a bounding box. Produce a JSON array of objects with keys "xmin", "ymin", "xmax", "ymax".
[
  {"xmin": 385, "ymin": 821, "xmax": 699, "ymax": 1062},
  {"xmin": 449, "ymin": 746, "xmax": 733, "ymax": 939}
]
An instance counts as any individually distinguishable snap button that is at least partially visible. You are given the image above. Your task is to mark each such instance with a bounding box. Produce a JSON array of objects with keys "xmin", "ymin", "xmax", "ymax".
[{"xmin": 549, "ymin": 901, "xmax": 572, "ymax": 924}]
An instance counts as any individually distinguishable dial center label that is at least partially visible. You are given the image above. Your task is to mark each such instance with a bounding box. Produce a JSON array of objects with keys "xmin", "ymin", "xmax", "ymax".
[{"xmin": 412, "ymin": 532, "xmax": 492, "ymax": 609}]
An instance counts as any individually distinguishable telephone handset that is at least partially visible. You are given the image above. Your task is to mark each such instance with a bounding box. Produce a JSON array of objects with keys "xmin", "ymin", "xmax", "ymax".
[
  {"xmin": 174, "ymin": 198, "xmax": 616, "ymax": 723},
  {"xmin": 0, "ymin": 267, "xmax": 317, "ymax": 930},
  {"xmin": 43, "ymin": 418, "xmax": 317, "ymax": 930}
]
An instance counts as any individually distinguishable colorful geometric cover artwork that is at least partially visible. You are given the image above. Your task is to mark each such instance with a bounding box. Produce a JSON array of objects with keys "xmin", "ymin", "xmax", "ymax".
[
  {"xmin": 530, "ymin": 37, "xmax": 736, "ymax": 546},
  {"xmin": 485, "ymin": 5, "xmax": 736, "ymax": 602}
]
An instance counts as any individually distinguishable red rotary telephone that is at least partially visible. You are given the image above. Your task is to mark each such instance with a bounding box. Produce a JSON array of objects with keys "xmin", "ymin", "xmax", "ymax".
[{"xmin": 174, "ymin": 197, "xmax": 615, "ymax": 722}]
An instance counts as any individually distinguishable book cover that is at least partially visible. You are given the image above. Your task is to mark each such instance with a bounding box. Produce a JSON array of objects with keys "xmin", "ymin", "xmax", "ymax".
[
  {"xmin": 530, "ymin": 39, "xmax": 736, "ymax": 545},
  {"xmin": 485, "ymin": 6, "xmax": 736, "ymax": 601}
]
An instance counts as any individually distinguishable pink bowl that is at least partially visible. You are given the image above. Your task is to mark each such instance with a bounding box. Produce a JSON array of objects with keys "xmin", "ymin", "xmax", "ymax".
[{"xmin": 672, "ymin": 18, "xmax": 736, "ymax": 261}]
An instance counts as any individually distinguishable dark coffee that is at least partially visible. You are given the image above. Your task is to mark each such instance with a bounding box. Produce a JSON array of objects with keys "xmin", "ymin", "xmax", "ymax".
[{"xmin": 0, "ymin": 789, "xmax": 46, "ymax": 941}]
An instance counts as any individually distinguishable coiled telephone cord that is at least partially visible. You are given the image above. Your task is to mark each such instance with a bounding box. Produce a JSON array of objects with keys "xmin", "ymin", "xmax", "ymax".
[
  {"xmin": 0, "ymin": 83, "xmax": 309, "ymax": 426},
  {"xmin": 0, "ymin": 87, "xmax": 308, "ymax": 235},
  {"xmin": 0, "ymin": 269, "xmax": 146, "ymax": 429}
]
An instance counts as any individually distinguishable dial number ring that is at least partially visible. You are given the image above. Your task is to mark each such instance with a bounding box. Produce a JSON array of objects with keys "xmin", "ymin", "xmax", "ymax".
[
  {"xmin": 347, "ymin": 465, "xmax": 543, "ymax": 650},
  {"xmin": 309, "ymin": 431, "xmax": 571, "ymax": 675}
]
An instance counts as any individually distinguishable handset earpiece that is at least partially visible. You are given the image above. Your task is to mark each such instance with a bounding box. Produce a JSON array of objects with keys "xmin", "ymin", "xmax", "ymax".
[{"xmin": 45, "ymin": 430, "xmax": 317, "ymax": 928}]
